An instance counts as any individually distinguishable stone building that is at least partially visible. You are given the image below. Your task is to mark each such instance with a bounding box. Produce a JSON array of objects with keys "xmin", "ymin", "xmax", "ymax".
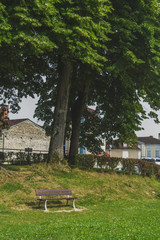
[{"xmin": 0, "ymin": 106, "xmax": 50, "ymax": 153}]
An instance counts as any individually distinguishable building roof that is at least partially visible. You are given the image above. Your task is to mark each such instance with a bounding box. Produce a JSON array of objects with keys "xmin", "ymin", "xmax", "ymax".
[
  {"xmin": 0, "ymin": 118, "xmax": 27, "ymax": 129},
  {"xmin": 138, "ymin": 136, "xmax": 160, "ymax": 144},
  {"xmin": 0, "ymin": 118, "xmax": 43, "ymax": 131},
  {"xmin": 7, "ymin": 119, "xmax": 28, "ymax": 127},
  {"xmin": 106, "ymin": 142, "xmax": 140, "ymax": 150}
]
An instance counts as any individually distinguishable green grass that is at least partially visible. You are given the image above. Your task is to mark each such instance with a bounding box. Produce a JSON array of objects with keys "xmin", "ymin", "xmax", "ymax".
[
  {"xmin": 0, "ymin": 201, "xmax": 160, "ymax": 239},
  {"xmin": 1, "ymin": 164, "xmax": 160, "ymax": 239},
  {"xmin": 0, "ymin": 182, "xmax": 24, "ymax": 192}
]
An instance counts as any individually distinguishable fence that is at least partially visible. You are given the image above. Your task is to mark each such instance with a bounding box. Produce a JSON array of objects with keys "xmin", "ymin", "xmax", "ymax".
[{"xmin": 0, "ymin": 149, "xmax": 48, "ymax": 165}]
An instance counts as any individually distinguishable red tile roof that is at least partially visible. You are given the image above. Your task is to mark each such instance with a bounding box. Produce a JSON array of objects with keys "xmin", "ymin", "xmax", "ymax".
[
  {"xmin": 0, "ymin": 119, "xmax": 28, "ymax": 130},
  {"xmin": 106, "ymin": 141, "xmax": 140, "ymax": 150},
  {"xmin": 7, "ymin": 119, "xmax": 28, "ymax": 127}
]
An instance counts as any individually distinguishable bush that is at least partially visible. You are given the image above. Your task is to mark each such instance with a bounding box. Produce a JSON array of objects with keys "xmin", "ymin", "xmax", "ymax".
[
  {"xmin": 0, "ymin": 151, "xmax": 47, "ymax": 165},
  {"xmin": 74, "ymin": 154, "xmax": 160, "ymax": 179},
  {"xmin": 121, "ymin": 158, "xmax": 139, "ymax": 175},
  {"xmin": 138, "ymin": 160, "xmax": 160, "ymax": 177},
  {"xmin": 0, "ymin": 152, "xmax": 5, "ymax": 161},
  {"xmin": 96, "ymin": 156, "xmax": 120, "ymax": 171},
  {"xmin": 75, "ymin": 154, "xmax": 95, "ymax": 169}
]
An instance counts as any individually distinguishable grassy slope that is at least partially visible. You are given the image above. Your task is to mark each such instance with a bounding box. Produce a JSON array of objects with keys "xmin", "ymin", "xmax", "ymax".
[
  {"xmin": 0, "ymin": 163, "xmax": 160, "ymax": 209},
  {"xmin": 1, "ymin": 164, "xmax": 160, "ymax": 239}
]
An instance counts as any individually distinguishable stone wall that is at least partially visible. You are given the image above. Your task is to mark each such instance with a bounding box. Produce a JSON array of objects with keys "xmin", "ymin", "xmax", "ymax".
[{"xmin": 2, "ymin": 120, "xmax": 50, "ymax": 153}]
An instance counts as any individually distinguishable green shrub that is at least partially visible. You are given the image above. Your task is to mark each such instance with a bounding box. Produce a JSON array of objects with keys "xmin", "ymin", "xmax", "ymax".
[
  {"xmin": 0, "ymin": 152, "xmax": 5, "ymax": 161},
  {"xmin": 75, "ymin": 154, "xmax": 95, "ymax": 169},
  {"xmin": 74, "ymin": 154, "xmax": 160, "ymax": 179},
  {"xmin": 138, "ymin": 160, "xmax": 160, "ymax": 177},
  {"xmin": 121, "ymin": 158, "xmax": 138, "ymax": 175}
]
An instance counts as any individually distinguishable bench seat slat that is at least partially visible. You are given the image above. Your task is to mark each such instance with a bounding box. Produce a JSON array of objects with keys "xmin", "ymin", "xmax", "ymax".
[
  {"xmin": 38, "ymin": 197, "xmax": 75, "ymax": 201},
  {"xmin": 36, "ymin": 189, "xmax": 72, "ymax": 196}
]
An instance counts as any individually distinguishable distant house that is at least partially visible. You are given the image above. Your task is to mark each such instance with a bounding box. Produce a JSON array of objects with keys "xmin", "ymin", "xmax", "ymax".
[
  {"xmin": 138, "ymin": 136, "xmax": 160, "ymax": 159},
  {"xmin": 105, "ymin": 141, "xmax": 141, "ymax": 159},
  {"xmin": 0, "ymin": 105, "xmax": 50, "ymax": 153}
]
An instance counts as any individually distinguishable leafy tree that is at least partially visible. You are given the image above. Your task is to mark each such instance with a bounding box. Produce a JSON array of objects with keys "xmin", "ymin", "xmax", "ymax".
[
  {"xmin": 2, "ymin": 0, "xmax": 160, "ymax": 167},
  {"xmin": 0, "ymin": 105, "xmax": 9, "ymax": 130},
  {"xmin": 105, "ymin": 0, "xmax": 160, "ymax": 119},
  {"xmin": 0, "ymin": 0, "xmax": 112, "ymax": 164},
  {"xmin": 36, "ymin": 0, "xmax": 160, "ymax": 164},
  {"xmin": 68, "ymin": 0, "xmax": 160, "ymax": 162}
]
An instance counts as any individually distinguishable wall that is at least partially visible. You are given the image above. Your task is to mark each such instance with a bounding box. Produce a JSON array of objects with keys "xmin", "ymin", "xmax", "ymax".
[
  {"xmin": 2, "ymin": 120, "xmax": 50, "ymax": 153},
  {"xmin": 106, "ymin": 149, "xmax": 140, "ymax": 159},
  {"xmin": 144, "ymin": 144, "xmax": 160, "ymax": 159}
]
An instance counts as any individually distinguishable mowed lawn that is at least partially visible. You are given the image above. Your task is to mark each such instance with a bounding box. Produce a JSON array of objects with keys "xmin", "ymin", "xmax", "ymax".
[
  {"xmin": 0, "ymin": 201, "xmax": 160, "ymax": 239},
  {"xmin": 1, "ymin": 164, "xmax": 160, "ymax": 239}
]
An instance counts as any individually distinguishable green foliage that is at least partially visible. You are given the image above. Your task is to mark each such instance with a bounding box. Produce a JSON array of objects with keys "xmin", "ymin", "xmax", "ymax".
[
  {"xmin": 0, "ymin": 3, "xmax": 12, "ymax": 46},
  {"xmin": 105, "ymin": 0, "xmax": 160, "ymax": 119},
  {"xmin": 0, "ymin": 151, "xmax": 47, "ymax": 165},
  {"xmin": 87, "ymin": 0, "xmax": 160, "ymax": 147},
  {"xmin": 74, "ymin": 154, "xmax": 160, "ymax": 179},
  {"xmin": 97, "ymin": 156, "xmax": 120, "ymax": 170},
  {"xmin": 1, "ymin": 0, "xmax": 112, "ymax": 67},
  {"xmin": 2, "ymin": 0, "xmax": 160, "ymax": 162},
  {"xmin": 0, "ymin": 152, "xmax": 5, "ymax": 160},
  {"xmin": 79, "ymin": 108, "xmax": 105, "ymax": 154},
  {"xmin": 75, "ymin": 154, "xmax": 95, "ymax": 168},
  {"xmin": 121, "ymin": 158, "xmax": 139, "ymax": 175}
]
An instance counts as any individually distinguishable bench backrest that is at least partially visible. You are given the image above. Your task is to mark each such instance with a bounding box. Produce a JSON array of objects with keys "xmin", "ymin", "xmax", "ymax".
[{"xmin": 35, "ymin": 189, "xmax": 72, "ymax": 196}]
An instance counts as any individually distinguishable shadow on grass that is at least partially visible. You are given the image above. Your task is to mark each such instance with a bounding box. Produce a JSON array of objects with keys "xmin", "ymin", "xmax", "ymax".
[{"xmin": 25, "ymin": 200, "xmax": 74, "ymax": 210}]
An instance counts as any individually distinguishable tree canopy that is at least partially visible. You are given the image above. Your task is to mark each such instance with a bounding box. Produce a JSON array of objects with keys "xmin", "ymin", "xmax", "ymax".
[
  {"xmin": 1, "ymin": 0, "xmax": 160, "ymax": 164},
  {"xmin": 0, "ymin": 0, "xmax": 112, "ymax": 163}
]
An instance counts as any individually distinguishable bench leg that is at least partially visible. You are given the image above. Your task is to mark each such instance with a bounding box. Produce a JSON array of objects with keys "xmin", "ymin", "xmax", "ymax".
[
  {"xmin": 38, "ymin": 200, "xmax": 41, "ymax": 208},
  {"xmin": 73, "ymin": 199, "xmax": 76, "ymax": 210},
  {"xmin": 66, "ymin": 199, "xmax": 69, "ymax": 206},
  {"xmin": 44, "ymin": 200, "xmax": 48, "ymax": 212}
]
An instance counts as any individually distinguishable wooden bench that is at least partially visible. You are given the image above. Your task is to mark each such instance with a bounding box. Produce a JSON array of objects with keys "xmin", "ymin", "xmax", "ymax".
[{"xmin": 35, "ymin": 189, "xmax": 77, "ymax": 211}]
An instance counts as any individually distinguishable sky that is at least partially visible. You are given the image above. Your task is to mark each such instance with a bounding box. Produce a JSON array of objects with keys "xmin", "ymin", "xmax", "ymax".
[
  {"xmin": 9, "ymin": 97, "xmax": 41, "ymax": 123},
  {"xmin": 8, "ymin": 96, "xmax": 160, "ymax": 139}
]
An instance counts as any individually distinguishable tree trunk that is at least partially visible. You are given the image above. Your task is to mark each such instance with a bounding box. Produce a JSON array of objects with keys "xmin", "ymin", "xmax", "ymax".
[
  {"xmin": 68, "ymin": 83, "xmax": 90, "ymax": 165},
  {"xmin": 68, "ymin": 97, "xmax": 84, "ymax": 165},
  {"xmin": 48, "ymin": 60, "xmax": 72, "ymax": 164}
]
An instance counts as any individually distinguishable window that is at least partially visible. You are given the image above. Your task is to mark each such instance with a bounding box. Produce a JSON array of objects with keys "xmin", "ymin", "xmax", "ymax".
[
  {"xmin": 123, "ymin": 143, "xmax": 127, "ymax": 148},
  {"xmin": 147, "ymin": 150, "xmax": 151, "ymax": 158},
  {"xmin": 146, "ymin": 144, "xmax": 151, "ymax": 149},
  {"xmin": 155, "ymin": 150, "xmax": 159, "ymax": 158},
  {"xmin": 155, "ymin": 144, "xmax": 159, "ymax": 149},
  {"xmin": 122, "ymin": 151, "xmax": 128, "ymax": 158},
  {"xmin": 81, "ymin": 117, "xmax": 85, "ymax": 123},
  {"xmin": 79, "ymin": 147, "xmax": 86, "ymax": 154}
]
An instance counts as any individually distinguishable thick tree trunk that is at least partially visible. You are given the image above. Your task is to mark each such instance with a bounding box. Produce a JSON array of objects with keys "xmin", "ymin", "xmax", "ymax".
[
  {"xmin": 68, "ymin": 97, "xmax": 84, "ymax": 165},
  {"xmin": 68, "ymin": 83, "xmax": 90, "ymax": 165},
  {"xmin": 48, "ymin": 61, "xmax": 72, "ymax": 164}
]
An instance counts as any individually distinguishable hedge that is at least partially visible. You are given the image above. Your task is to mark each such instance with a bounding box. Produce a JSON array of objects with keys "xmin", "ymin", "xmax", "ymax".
[
  {"xmin": 0, "ymin": 151, "xmax": 47, "ymax": 165},
  {"xmin": 75, "ymin": 154, "xmax": 160, "ymax": 178}
]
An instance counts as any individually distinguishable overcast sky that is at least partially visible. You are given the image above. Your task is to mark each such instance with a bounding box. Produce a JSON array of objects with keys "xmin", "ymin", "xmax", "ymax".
[
  {"xmin": 8, "ymin": 96, "xmax": 160, "ymax": 139},
  {"xmin": 9, "ymin": 96, "xmax": 41, "ymax": 123}
]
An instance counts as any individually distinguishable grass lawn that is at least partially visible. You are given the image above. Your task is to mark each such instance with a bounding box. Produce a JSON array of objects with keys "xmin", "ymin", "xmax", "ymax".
[
  {"xmin": 1, "ymin": 164, "xmax": 160, "ymax": 239},
  {"xmin": 1, "ymin": 201, "xmax": 160, "ymax": 239}
]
